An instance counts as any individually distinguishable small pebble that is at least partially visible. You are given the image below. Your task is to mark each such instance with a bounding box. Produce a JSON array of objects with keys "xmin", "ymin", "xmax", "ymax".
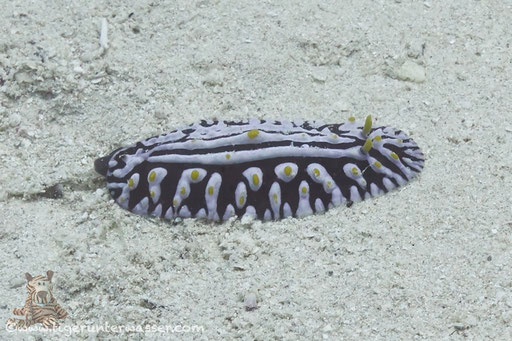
[
  {"xmin": 395, "ymin": 60, "xmax": 426, "ymax": 83},
  {"xmin": 311, "ymin": 70, "xmax": 327, "ymax": 83},
  {"xmin": 73, "ymin": 66, "xmax": 84, "ymax": 73},
  {"xmin": 94, "ymin": 188, "xmax": 105, "ymax": 197},
  {"xmin": 453, "ymin": 323, "xmax": 467, "ymax": 331},
  {"xmin": 202, "ymin": 70, "xmax": 224, "ymax": 86},
  {"xmin": 244, "ymin": 292, "xmax": 258, "ymax": 311},
  {"xmin": 8, "ymin": 113, "xmax": 21, "ymax": 127},
  {"xmin": 38, "ymin": 184, "xmax": 64, "ymax": 199},
  {"xmin": 14, "ymin": 71, "xmax": 34, "ymax": 84}
]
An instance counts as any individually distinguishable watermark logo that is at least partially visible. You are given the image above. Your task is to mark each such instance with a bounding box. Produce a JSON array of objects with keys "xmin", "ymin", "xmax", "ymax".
[{"xmin": 6, "ymin": 270, "xmax": 68, "ymax": 330}]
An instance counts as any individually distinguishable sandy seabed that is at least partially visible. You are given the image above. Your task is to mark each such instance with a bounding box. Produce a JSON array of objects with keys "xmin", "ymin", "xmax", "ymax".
[{"xmin": 1, "ymin": 1, "xmax": 511, "ymax": 340}]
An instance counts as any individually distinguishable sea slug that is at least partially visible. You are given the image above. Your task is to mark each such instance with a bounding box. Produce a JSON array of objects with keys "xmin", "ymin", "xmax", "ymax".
[{"xmin": 95, "ymin": 116, "xmax": 424, "ymax": 221}]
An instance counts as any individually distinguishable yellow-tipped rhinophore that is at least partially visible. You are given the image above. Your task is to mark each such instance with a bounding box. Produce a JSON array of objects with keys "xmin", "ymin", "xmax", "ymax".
[
  {"xmin": 362, "ymin": 137, "xmax": 372, "ymax": 153},
  {"xmin": 362, "ymin": 115, "xmax": 372, "ymax": 136}
]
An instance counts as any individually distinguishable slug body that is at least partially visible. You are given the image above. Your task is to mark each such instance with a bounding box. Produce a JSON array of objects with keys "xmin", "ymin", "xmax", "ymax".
[{"xmin": 96, "ymin": 116, "xmax": 424, "ymax": 221}]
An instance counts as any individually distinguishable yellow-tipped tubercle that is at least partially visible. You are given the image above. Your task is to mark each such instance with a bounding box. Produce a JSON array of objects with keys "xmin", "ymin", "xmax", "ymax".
[
  {"xmin": 149, "ymin": 171, "xmax": 156, "ymax": 182},
  {"xmin": 247, "ymin": 129, "xmax": 259, "ymax": 139},
  {"xmin": 362, "ymin": 115, "xmax": 372, "ymax": 136},
  {"xmin": 284, "ymin": 165, "xmax": 292, "ymax": 177}
]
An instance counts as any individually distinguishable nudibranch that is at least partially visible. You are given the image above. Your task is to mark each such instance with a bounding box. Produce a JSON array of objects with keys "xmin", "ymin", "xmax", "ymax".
[{"xmin": 95, "ymin": 116, "xmax": 424, "ymax": 221}]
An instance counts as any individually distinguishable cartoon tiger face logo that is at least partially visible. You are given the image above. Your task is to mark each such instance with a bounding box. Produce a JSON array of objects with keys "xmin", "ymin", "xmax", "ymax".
[
  {"xmin": 27, "ymin": 272, "xmax": 55, "ymax": 305},
  {"xmin": 6, "ymin": 270, "xmax": 68, "ymax": 330}
]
